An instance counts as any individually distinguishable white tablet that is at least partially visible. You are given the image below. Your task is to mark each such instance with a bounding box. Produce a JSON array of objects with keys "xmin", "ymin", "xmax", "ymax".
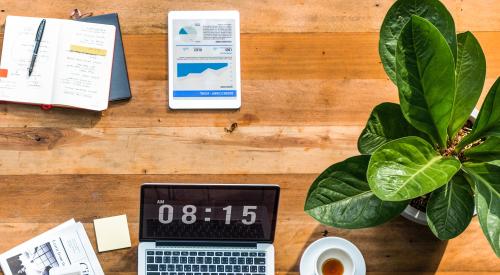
[{"xmin": 168, "ymin": 11, "xmax": 241, "ymax": 109}]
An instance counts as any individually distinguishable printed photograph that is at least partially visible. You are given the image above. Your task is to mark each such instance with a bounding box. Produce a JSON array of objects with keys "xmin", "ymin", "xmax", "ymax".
[{"xmin": 6, "ymin": 242, "xmax": 59, "ymax": 275}]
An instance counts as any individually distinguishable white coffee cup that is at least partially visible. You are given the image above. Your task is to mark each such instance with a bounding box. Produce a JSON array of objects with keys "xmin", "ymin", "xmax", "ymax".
[{"xmin": 315, "ymin": 247, "xmax": 355, "ymax": 275}]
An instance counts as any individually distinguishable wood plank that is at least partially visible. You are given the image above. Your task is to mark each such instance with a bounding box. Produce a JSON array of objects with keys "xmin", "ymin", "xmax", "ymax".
[
  {"xmin": 458, "ymin": 0, "xmax": 500, "ymax": 32},
  {"xmin": 123, "ymin": 32, "xmax": 500, "ymax": 81},
  {"xmin": 0, "ymin": 0, "xmax": 421, "ymax": 34},
  {"xmin": 1, "ymin": 222, "xmax": 497, "ymax": 275},
  {"xmin": 2, "ymin": 31, "xmax": 480, "ymax": 81},
  {"xmin": 1, "ymin": 32, "xmax": 499, "ymax": 82},
  {"xmin": 0, "ymin": 78, "xmax": 496, "ymax": 129},
  {"xmin": 12, "ymin": 273, "xmax": 491, "ymax": 275},
  {"xmin": 0, "ymin": 175, "xmax": 498, "ymax": 273},
  {"xmin": 0, "ymin": 79, "xmax": 398, "ymax": 128},
  {"xmin": 0, "ymin": 126, "xmax": 360, "ymax": 175},
  {"xmin": 0, "ymin": 1, "xmax": 499, "ymax": 34}
]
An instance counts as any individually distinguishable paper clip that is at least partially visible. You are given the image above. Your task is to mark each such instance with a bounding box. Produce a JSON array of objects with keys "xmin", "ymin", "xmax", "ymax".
[{"xmin": 70, "ymin": 9, "xmax": 93, "ymax": 20}]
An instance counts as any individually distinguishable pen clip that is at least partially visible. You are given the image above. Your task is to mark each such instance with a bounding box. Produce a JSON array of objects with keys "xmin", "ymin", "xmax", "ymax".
[{"xmin": 35, "ymin": 19, "xmax": 46, "ymax": 42}]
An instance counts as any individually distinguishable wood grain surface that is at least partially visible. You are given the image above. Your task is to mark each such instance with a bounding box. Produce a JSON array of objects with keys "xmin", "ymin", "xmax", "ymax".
[{"xmin": 0, "ymin": 0, "xmax": 499, "ymax": 274}]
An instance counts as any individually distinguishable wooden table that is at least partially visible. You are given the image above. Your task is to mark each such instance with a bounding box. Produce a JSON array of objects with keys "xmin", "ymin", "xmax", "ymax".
[{"xmin": 0, "ymin": 1, "xmax": 499, "ymax": 274}]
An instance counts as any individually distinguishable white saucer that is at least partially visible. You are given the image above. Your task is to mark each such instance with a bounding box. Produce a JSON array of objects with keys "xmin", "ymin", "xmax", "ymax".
[{"xmin": 300, "ymin": 237, "xmax": 366, "ymax": 275}]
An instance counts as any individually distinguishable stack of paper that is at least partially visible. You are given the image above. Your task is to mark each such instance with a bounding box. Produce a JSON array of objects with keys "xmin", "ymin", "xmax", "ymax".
[{"xmin": 0, "ymin": 219, "xmax": 104, "ymax": 275}]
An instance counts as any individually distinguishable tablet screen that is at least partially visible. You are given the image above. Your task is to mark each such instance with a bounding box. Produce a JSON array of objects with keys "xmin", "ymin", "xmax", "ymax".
[{"xmin": 168, "ymin": 11, "xmax": 241, "ymax": 109}]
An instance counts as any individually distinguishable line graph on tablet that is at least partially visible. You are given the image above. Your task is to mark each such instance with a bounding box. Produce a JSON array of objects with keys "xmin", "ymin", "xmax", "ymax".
[
  {"xmin": 177, "ymin": 63, "xmax": 228, "ymax": 77},
  {"xmin": 174, "ymin": 62, "xmax": 236, "ymax": 97}
]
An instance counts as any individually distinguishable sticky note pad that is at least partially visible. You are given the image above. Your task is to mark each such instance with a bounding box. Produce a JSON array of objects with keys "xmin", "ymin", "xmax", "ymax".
[
  {"xmin": 70, "ymin": 45, "xmax": 107, "ymax": 56},
  {"xmin": 93, "ymin": 214, "xmax": 131, "ymax": 252}
]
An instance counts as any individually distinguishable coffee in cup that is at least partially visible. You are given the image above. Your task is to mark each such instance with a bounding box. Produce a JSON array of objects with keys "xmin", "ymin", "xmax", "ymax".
[
  {"xmin": 315, "ymin": 247, "xmax": 354, "ymax": 275},
  {"xmin": 321, "ymin": 258, "xmax": 344, "ymax": 275}
]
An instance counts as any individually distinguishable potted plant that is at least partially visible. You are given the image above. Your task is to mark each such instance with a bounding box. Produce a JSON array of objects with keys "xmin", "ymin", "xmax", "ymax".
[{"xmin": 304, "ymin": 0, "xmax": 500, "ymax": 257}]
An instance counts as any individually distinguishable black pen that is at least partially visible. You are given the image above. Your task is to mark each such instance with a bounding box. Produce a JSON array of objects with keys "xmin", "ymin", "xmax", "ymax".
[{"xmin": 28, "ymin": 19, "xmax": 46, "ymax": 77}]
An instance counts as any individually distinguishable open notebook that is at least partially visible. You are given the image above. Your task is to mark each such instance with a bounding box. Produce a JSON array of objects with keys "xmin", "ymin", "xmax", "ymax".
[{"xmin": 0, "ymin": 16, "xmax": 116, "ymax": 111}]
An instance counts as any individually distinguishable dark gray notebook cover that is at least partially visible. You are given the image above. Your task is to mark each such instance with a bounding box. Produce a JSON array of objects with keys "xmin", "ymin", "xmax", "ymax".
[{"xmin": 80, "ymin": 13, "xmax": 132, "ymax": 101}]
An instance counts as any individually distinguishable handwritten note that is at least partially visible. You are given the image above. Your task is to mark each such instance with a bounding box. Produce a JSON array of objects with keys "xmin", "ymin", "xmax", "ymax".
[{"xmin": 52, "ymin": 20, "xmax": 115, "ymax": 110}]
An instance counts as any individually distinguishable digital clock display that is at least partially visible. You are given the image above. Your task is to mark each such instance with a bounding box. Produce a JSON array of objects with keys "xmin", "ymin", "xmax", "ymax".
[{"xmin": 140, "ymin": 184, "xmax": 280, "ymax": 242}]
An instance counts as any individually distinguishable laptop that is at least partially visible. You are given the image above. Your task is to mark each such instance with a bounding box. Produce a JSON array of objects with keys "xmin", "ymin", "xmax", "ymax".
[{"xmin": 138, "ymin": 183, "xmax": 280, "ymax": 275}]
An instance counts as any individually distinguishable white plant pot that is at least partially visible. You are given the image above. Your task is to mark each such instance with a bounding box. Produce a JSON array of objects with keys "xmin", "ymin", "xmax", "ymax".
[
  {"xmin": 400, "ymin": 109, "xmax": 479, "ymax": 225},
  {"xmin": 401, "ymin": 204, "xmax": 428, "ymax": 225}
]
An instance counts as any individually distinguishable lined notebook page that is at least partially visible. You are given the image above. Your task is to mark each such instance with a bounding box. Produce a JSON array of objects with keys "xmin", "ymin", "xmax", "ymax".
[
  {"xmin": 0, "ymin": 16, "xmax": 61, "ymax": 104},
  {"xmin": 52, "ymin": 20, "xmax": 116, "ymax": 111}
]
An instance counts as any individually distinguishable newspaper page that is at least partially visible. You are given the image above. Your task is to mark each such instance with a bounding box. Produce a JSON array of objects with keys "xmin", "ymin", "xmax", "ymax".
[{"xmin": 0, "ymin": 220, "xmax": 104, "ymax": 275}]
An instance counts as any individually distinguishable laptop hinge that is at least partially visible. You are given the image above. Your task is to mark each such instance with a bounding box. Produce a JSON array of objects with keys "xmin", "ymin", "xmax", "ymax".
[{"xmin": 156, "ymin": 241, "xmax": 257, "ymax": 248}]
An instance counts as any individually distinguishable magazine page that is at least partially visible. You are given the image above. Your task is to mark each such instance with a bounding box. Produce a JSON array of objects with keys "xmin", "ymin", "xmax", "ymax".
[
  {"xmin": 0, "ymin": 220, "xmax": 103, "ymax": 275},
  {"xmin": 70, "ymin": 223, "xmax": 104, "ymax": 275}
]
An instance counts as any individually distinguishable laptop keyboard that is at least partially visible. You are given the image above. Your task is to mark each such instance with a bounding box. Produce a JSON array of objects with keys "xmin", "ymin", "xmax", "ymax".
[{"xmin": 145, "ymin": 249, "xmax": 267, "ymax": 275}]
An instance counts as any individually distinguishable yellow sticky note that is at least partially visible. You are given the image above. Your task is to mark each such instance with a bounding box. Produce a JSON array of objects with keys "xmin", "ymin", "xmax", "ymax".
[
  {"xmin": 70, "ymin": 45, "xmax": 107, "ymax": 56},
  {"xmin": 93, "ymin": 214, "xmax": 131, "ymax": 252}
]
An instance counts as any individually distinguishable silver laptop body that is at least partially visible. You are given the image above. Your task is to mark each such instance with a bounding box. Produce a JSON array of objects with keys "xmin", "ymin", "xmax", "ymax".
[{"xmin": 138, "ymin": 183, "xmax": 280, "ymax": 275}]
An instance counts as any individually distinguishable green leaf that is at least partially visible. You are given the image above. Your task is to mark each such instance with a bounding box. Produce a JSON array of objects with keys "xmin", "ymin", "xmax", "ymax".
[
  {"xmin": 463, "ymin": 161, "xmax": 500, "ymax": 257},
  {"xmin": 427, "ymin": 173, "xmax": 474, "ymax": 240},
  {"xmin": 358, "ymin": 102, "xmax": 426, "ymax": 154},
  {"xmin": 459, "ymin": 78, "xmax": 500, "ymax": 149},
  {"xmin": 307, "ymin": 155, "xmax": 369, "ymax": 198},
  {"xmin": 396, "ymin": 16, "xmax": 456, "ymax": 148},
  {"xmin": 367, "ymin": 136, "xmax": 461, "ymax": 201},
  {"xmin": 461, "ymin": 171, "xmax": 476, "ymax": 191},
  {"xmin": 448, "ymin": 32, "xmax": 486, "ymax": 139},
  {"xmin": 305, "ymin": 155, "xmax": 408, "ymax": 228},
  {"xmin": 464, "ymin": 136, "xmax": 500, "ymax": 162},
  {"xmin": 379, "ymin": 0, "xmax": 457, "ymax": 83}
]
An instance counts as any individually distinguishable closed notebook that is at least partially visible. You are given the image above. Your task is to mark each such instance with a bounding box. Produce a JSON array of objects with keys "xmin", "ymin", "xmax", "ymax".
[{"xmin": 79, "ymin": 13, "xmax": 132, "ymax": 101}]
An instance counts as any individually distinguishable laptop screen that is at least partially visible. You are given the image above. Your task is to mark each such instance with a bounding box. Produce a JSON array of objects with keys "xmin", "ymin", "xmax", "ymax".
[{"xmin": 140, "ymin": 184, "xmax": 280, "ymax": 242}]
